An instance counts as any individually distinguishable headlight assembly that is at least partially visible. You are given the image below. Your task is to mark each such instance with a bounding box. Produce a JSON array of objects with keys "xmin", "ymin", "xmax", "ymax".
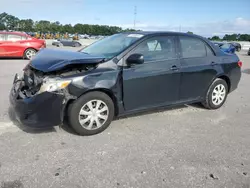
[{"xmin": 38, "ymin": 78, "xmax": 71, "ymax": 94}]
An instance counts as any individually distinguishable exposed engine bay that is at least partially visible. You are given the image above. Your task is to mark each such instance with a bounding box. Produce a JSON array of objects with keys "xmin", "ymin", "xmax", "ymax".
[{"xmin": 19, "ymin": 63, "xmax": 97, "ymax": 98}]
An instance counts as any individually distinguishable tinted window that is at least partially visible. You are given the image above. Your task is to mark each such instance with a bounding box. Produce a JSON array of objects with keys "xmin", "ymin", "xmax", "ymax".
[
  {"xmin": 0, "ymin": 34, "xmax": 5, "ymax": 41},
  {"xmin": 6, "ymin": 34, "xmax": 22, "ymax": 41},
  {"xmin": 133, "ymin": 36, "xmax": 176, "ymax": 62},
  {"xmin": 180, "ymin": 36, "xmax": 206, "ymax": 58}
]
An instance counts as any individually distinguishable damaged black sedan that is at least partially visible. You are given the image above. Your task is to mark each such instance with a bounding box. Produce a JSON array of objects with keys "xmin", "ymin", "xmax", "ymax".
[{"xmin": 9, "ymin": 31, "xmax": 242, "ymax": 136}]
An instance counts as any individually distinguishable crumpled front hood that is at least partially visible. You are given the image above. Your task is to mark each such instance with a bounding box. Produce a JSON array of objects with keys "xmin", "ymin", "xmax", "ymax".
[{"xmin": 30, "ymin": 48, "xmax": 105, "ymax": 73}]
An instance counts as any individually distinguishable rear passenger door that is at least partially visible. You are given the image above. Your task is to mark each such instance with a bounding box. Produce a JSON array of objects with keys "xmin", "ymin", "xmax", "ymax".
[{"xmin": 177, "ymin": 35, "xmax": 218, "ymax": 101}]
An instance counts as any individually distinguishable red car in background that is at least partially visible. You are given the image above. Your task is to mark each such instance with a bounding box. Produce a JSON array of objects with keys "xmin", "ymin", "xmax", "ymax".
[{"xmin": 0, "ymin": 31, "xmax": 46, "ymax": 60}]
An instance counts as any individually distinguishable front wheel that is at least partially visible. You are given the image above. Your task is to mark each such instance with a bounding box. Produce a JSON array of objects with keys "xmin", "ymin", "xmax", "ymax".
[
  {"xmin": 68, "ymin": 91, "xmax": 115, "ymax": 136},
  {"xmin": 201, "ymin": 78, "xmax": 228, "ymax": 109},
  {"xmin": 24, "ymin": 48, "xmax": 37, "ymax": 60}
]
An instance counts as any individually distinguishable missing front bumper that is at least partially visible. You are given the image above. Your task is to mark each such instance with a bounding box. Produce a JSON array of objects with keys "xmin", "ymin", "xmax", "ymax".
[{"xmin": 9, "ymin": 76, "xmax": 66, "ymax": 128}]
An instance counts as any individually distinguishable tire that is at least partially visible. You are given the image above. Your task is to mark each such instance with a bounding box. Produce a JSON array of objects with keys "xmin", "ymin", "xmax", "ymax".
[
  {"xmin": 24, "ymin": 48, "xmax": 37, "ymax": 60},
  {"xmin": 201, "ymin": 78, "xmax": 228, "ymax": 109},
  {"xmin": 68, "ymin": 91, "xmax": 115, "ymax": 136}
]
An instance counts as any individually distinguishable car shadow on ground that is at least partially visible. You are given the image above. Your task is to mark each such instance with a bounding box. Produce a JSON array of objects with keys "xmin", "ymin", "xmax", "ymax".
[
  {"xmin": 114, "ymin": 103, "xmax": 204, "ymax": 121},
  {"xmin": 8, "ymin": 103, "xmax": 204, "ymax": 136},
  {"xmin": 8, "ymin": 107, "xmax": 57, "ymax": 134}
]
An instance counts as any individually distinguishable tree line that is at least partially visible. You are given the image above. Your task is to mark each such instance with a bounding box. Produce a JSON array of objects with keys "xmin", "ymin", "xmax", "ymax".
[
  {"xmin": 0, "ymin": 12, "xmax": 138, "ymax": 35},
  {"xmin": 1, "ymin": 12, "xmax": 249, "ymax": 40},
  {"xmin": 208, "ymin": 34, "xmax": 250, "ymax": 42}
]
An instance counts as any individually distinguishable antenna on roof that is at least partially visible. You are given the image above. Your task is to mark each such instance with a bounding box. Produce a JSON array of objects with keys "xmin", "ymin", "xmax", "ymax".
[{"xmin": 134, "ymin": 6, "xmax": 137, "ymax": 29}]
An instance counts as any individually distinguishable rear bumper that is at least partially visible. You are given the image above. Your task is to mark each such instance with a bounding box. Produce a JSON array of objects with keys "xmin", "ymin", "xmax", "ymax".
[
  {"xmin": 9, "ymin": 77, "xmax": 66, "ymax": 128},
  {"xmin": 229, "ymin": 67, "xmax": 242, "ymax": 93}
]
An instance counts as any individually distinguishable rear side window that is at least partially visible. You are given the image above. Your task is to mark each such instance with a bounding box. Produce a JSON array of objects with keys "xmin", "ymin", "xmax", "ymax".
[
  {"xmin": 0, "ymin": 34, "xmax": 5, "ymax": 41},
  {"xmin": 179, "ymin": 36, "xmax": 206, "ymax": 58},
  {"xmin": 6, "ymin": 34, "xmax": 22, "ymax": 41}
]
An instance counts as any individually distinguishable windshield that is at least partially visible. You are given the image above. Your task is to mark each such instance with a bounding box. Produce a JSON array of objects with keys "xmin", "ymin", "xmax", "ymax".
[{"xmin": 80, "ymin": 33, "xmax": 144, "ymax": 59}]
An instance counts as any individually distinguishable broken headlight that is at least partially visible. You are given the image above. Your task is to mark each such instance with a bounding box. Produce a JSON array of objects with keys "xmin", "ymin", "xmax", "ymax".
[{"xmin": 38, "ymin": 78, "xmax": 71, "ymax": 94}]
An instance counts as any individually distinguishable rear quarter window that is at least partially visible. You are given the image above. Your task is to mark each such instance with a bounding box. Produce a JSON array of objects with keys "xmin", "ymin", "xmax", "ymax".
[{"xmin": 205, "ymin": 45, "xmax": 215, "ymax": 56}]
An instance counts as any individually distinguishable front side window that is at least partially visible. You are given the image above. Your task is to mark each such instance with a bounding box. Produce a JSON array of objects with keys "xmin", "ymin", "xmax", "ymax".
[
  {"xmin": 132, "ymin": 36, "xmax": 176, "ymax": 62},
  {"xmin": 79, "ymin": 33, "xmax": 144, "ymax": 59},
  {"xmin": 7, "ymin": 34, "xmax": 22, "ymax": 41},
  {"xmin": 180, "ymin": 36, "xmax": 206, "ymax": 58}
]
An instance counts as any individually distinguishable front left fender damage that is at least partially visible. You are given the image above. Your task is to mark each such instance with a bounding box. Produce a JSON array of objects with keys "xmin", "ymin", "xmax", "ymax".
[{"xmin": 9, "ymin": 72, "xmax": 77, "ymax": 128}]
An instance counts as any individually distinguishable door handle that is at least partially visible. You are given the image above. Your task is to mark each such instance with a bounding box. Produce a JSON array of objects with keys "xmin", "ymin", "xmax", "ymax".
[
  {"xmin": 171, "ymin": 65, "xmax": 179, "ymax": 71},
  {"xmin": 211, "ymin": 62, "xmax": 218, "ymax": 66}
]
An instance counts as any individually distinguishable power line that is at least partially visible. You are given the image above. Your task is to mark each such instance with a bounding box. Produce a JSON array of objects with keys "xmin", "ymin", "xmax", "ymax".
[{"xmin": 134, "ymin": 6, "xmax": 137, "ymax": 29}]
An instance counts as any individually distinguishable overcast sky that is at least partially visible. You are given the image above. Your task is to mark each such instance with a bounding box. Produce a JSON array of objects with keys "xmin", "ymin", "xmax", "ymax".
[{"xmin": 1, "ymin": 0, "xmax": 250, "ymax": 37}]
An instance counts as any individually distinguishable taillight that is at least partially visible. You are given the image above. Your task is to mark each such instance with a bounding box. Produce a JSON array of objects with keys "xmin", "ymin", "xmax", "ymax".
[{"xmin": 238, "ymin": 61, "xmax": 242, "ymax": 67}]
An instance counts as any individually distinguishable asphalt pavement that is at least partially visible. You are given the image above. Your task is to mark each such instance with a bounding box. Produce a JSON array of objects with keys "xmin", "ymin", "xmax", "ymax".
[{"xmin": 0, "ymin": 47, "xmax": 250, "ymax": 188}]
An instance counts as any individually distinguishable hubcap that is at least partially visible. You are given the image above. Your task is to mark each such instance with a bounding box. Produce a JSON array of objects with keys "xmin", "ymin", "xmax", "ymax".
[
  {"xmin": 212, "ymin": 84, "xmax": 226, "ymax": 106},
  {"xmin": 78, "ymin": 100, "xmax": 109, "ymax": 130},
  {"xmin": 26, "ymin": 50, "xmax": 36, "ymax": 59}
]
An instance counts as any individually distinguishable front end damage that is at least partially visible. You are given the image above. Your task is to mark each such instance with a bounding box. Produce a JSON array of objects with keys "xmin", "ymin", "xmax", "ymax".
[
  {"xmin": 9, "ymin": 47, "xmax": 116, "ymax": 128},
  {"xmin": 8, "ymin": 63, "xmax": 97, "ymax": 128}
]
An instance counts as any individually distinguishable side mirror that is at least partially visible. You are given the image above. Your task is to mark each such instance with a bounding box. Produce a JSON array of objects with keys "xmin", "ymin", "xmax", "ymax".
[{"xmin": 126, "ymin": 53, "xmax": 144, "ymax": 66}]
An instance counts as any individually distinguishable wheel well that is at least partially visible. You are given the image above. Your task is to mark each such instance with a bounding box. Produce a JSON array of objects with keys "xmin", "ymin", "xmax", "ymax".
[
  {"xmin": 25, "ymin": 47, "xmax": 37, "ymax": 52},
  {"xmin": 218, "ymin": 75, "xmax": 231, "ymax": 92},
  {"xmin": 24, "ymin": 48, "xmax": 37, "ymax": 55},
  {"xmin": 64, "ymin": 89, "xmax": 119, "ymax": 119}
]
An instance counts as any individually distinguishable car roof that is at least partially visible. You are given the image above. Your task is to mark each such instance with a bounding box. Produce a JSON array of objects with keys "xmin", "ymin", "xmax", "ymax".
[
  {"xmin": 121, "ymin": 31, "xmax": 198, "ymax": 36},
  {"xmin": 0, "ymin": 31, "xmax": 28, "ymax": 36},
  {"xmin": 120, "ymin": 31, "xmax": 212, "ymax": 42}
]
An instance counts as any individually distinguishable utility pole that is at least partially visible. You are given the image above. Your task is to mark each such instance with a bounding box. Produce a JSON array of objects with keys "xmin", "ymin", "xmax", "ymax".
[{"xmin": 134, "ymin": 6, "xmax": 137, "ymax": 29}]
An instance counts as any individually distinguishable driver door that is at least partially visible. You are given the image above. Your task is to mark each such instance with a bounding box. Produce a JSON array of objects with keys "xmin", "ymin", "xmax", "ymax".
[{"xmin": 122, "ymin": 35, "xmax": 181, "ymax": 111}]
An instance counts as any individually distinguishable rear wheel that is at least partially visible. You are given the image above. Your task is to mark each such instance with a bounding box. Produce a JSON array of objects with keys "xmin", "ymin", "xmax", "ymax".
[
  {"xmin": 202, "ymin": 78, "xmax": 228, "ymax": 109},
  {"xmin": 24, "ymin": 48, "xmax": 37, "ymax": 60},
  {"xmin": 68, "ymin": 91, "xmax": 115, "ymax": 136}
]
